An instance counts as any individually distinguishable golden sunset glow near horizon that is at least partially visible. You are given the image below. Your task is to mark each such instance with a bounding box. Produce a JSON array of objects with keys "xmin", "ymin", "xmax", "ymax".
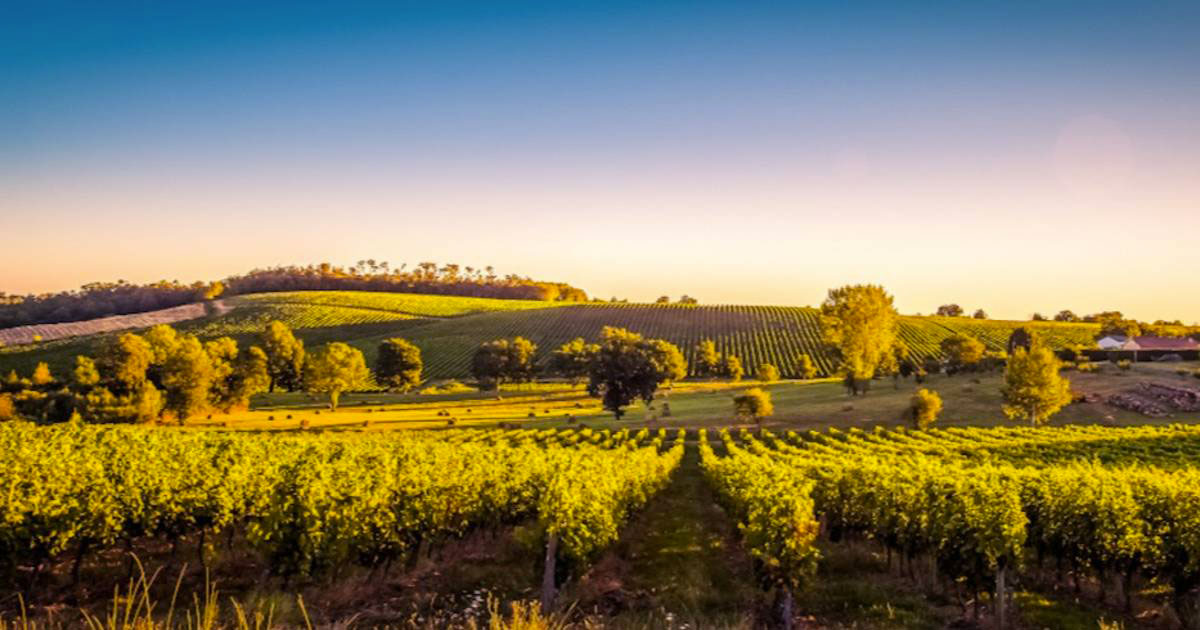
[{"xmin": 3, "ymin": 2, "xmax": 1199, "ymax": 322}]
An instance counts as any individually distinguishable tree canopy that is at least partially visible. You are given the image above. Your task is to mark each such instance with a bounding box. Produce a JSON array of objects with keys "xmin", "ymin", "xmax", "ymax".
[
  {"xmin": 376, "ymin": 338, "xmax": 423, "ymax": 392},
  {"xmin": 1002, "ymin": 342, "xmax": 1072, "ymax": 425},
  {"xmin": 819, "ymin": 284, "xmax": 899, "ymax": 381},
  {"xmin": 303, "ymin": 342, "xmax": 371, "ymax": 410},
  {"xmin": 586, "ymin": 327, "xmax": 686, "ymax": 420}
]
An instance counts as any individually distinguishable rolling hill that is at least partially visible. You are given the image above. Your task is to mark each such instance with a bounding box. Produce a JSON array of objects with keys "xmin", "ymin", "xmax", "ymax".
[{"xmin": 0, "ymin": 290, "xmax": 1100, "ymax": 379}]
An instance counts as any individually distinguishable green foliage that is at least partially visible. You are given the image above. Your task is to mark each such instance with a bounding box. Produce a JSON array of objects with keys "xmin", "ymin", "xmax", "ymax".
[
  {"xmin": 733, "ymin": 387, "xmax": 773, "ymax": 421},
  {"xmin": 721, "ymin": 354, "xmax": 744, "ymax": 381},
  {"xmin": 586, "ymin": 327, "xmax": 686, "ymax": 420},
  {"xmin": 546, "ymin": 337, "xmax": 597, "ymax": 385},
  {"xmin": 72, "ymin": 355, "xmax": 100, "ymax": 389},
  {"xmin": 99, "ymin": 333, "xmax": 153, "ymax": 390},
  {"xmin": 694, "ymin": 339, "xmax": 722, "ymax": 378},
  {"xmin": 819, "ymin": 284, "xmax": 899, "ymax": 380},
  {"xmin": 936, "ymin": 304, "xmax": 964, "ymax": 317},
  {"xmin": 940, "ymin": 334, "xmax": 986, "ymax": 370},
  {"xmin": 375, "ymin": 338, "xmax": 423, "ymax": 392},
  {"xmin": 795, "ymin": 354, "xmax": 817, "ymax": 379},
  {"xmin": 260, "ymin": 320, "xmax": 306, "ymax": 392},
  {"xmin": 910, "ymin": 388, "xmax": 942, "ymax": 429},
  {"xmin": 755, "ymin": 363, "xmax": 780, "ymax": 383},
  {"xmin": 0, "ymin": 394, "xmax": 15, "ymax": 421},
  {"xmin": 161, "ymin": 336, "xmax": 216, "ymax": 419},
  {"xmin": 303, "ymin": 342, "xmax": 370, "ymax": 410},
  {"xmin": 699, "ymin": 431, "xmax": 819, "ymax": 590},
  {"xmin": 1003, "ymin": 343, "xmax": 1072, "ymax": 425},
  {"xmin": 471, "ymin": 337, "xmax": 539, "ymax": 391},
  {"xmin": 30, "ymin": 362, "xmax": 53, "ymax": 387}
]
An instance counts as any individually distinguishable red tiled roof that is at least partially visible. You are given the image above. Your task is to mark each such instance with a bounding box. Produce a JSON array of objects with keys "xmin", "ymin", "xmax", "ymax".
[{"xmin": 1128, "ymin": 336, "xmax": 1200, "ymax": 351}]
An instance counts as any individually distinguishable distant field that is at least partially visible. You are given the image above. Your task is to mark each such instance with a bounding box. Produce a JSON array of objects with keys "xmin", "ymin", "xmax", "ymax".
[
  {"xmin": 0, "ymin": 302, "xmax": 213, "ymax": 346},
  {"xmin": 350, "ymin": 303, "xmax": 1101, "ymax": 379},
  {"xmin": 0, "ymin": 290, "xmax": 1101, "ymax": 379}
]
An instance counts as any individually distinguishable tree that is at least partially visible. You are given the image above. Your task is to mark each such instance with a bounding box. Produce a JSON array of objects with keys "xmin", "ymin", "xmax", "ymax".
[
  {"xmin": 694, "ymin": 339, "xmax": 722, "ymax": 378},
  {"xmin": 1002, "ymin": 342, "xmax": 1072, "ymax": 426},
  {"xmin": 161, "ymin": 336, "xmax": 215, "ymax": 419},
  {"xmin": 678, "ymin": 295, "xmax": 698, "ymax": 305},
  {"xmin": 99, "ymin": 333, "xmax": 153, "ymax": 391},
  {"xmin": 304, "ymin": 342, "xmax": 370, "ymax": 410},
  {"xmin": 547, "ymin": 338, "xmax": 597, "ymax": 385},
  {"xmin": 1094, "ymin": 311, "xmax": 1142, "ymax": 339},
  {"xmin": 795, "ymin": 354, "xmax": 818, "ymax": 380},
  {"xmin": 204, "ymin": 337, "xmax": 269, "ymax": 411},
  {"xmin": 376, "ymin": 338, "xmax": 423, "ymax": 392},
  {"xmin": 260, "ymin": 320, "xmax": 306, "ymax": 392},
  {"xmin": 1055, "ymin": 310, "xmax": 1079, "ymax": 323},
  {"xmin": 586, "ymin": 327, "xmax": 686, "ymax": 420},
  {"xmin": 936, "ymin": 304, "xmax": 964, "ymax": 317},
  {"xmin": 721, "ymin": 355, "xmax": 744, "ymax": 381},
  {"xmin": 1031, "ymin": 312, "xmax": 1048, "ymax": 321},
  {"xmin": 1007, "ymin": 327, "xmax": 1034, "ymax": 355},
  {"xmin": 756, "ymin": 363, "xmax": 780, "ymax": 382},
  {"xmin": 910, "ymin": 388, "xmax": 942, "ymax": 429},
  {"xmin": 470, "ymin": 337, "xmax": 539, "ymax": 391},
  {"xmin": 819, "ymin": 285, "xmax": 899, "ymax": 384},
  {"xmin": 30, "ymin": 362, "xmax": 53, "ymax": 387},
  {"xmin": 655, "ymin": 295, "xmax": 670, "ymax": 304},
  {"xmin": 973, "ymin": 309, "xmax": 988, "ymax": 319},
  {"xmin": 733, "ymin": 387, "xmax": 774, "ymax": 423},
  {"xmin": 73, "ymin": 356, "xmax": 100, "ymax": 389},
  {"xmin": 940, "ymin": 334, "xmax": 986, "ymax": 371}
]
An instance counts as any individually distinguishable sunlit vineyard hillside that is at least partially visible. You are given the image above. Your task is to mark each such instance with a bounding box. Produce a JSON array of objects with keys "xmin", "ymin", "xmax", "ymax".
[{"xmin": 0, "ymin": 290, "xmax": 1101, "ymax": 379}]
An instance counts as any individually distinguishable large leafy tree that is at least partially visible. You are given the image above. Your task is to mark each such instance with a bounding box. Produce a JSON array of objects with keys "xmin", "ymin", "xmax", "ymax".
[
  {"xmin": 586, "ymin": 327, "xmax": 686, "ymax": 420},
  {"xmin": 161, "ymin": 336, "xmax": 215, "ymax": 419},
  {"xmin": 547, "ymin": 337, "xmax": 598, "ymax": 385},
  {"xmin": 376, "ymin": 338, "xmax": 423, "ymax": 392},
  {"xmin": 303, "ymin": 342, "xmax": 370, "ymax": 410},
  {"xmin": 470, "ymin": 337, "xmax": 538, "ymax": 391},
  {"xmin": 260, "ymin": 320, "xmax": 306, "ymax": 392},
  {"xmin": 936, "ymin": 304, "xmax": 964, "ymax": 317},
  {"xmin": 99, "ymin": 333, "xmax": 153, "ymax": 391},
  {"xmin": 940, "ymin": 334, "xmax": 986, "ymax": 371},
  {"xmin": 1002, "ymin": 342, "xmax": 1072, "ymax": 425},
  {"xmin": 819, "ymin": 285, "xmax": 899, "ymax": 383}
]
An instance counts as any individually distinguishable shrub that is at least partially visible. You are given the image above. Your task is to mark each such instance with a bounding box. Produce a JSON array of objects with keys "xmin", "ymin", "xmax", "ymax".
[
  {"xmin": 299, "ymin": 419, "xmax": 312, "ymax": 430},
  {"xmin": 756, "ymin": 363, "xmax": 780, "ymax": 383},
  {"xmin": 733, "ymin": 387, "xmax": 774, "ymax": 423},
  {"xmin": 1117, "ymin": 360, "xmax": 1133, "ymax": 371},
  {"xmin": 910, "ymin": 388, "xmax": 942, "ymax": 429},
  {"xmin": 0, "ymin": 394, "xmax": 16, "ymax": 421}
]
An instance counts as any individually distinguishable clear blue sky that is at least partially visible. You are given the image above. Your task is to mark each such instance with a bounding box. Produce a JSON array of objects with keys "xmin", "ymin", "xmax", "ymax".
[{"xmin": 3, "ymin": 1, "xmax": 1199, "ymax": 320}]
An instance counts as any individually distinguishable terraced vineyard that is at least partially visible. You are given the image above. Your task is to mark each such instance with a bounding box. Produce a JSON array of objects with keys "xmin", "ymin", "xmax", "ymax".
[{"xmin": 1, "ymin": 291, "xmax": 1101, "ymax": 380}]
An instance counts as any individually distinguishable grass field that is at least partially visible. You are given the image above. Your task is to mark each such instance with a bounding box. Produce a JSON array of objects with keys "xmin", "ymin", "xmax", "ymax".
[
  {"xmin": 187, "ymin": 360, "xmax": 1200, "ymax": 433},
  {"xmin": 0, "ymin": 290, "xmax": 1104, "ymax": 381}
]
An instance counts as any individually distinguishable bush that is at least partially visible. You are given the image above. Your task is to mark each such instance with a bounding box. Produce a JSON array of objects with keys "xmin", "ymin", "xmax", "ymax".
[
  {"xmin": 1117, "ymin": 360, "xmax": 1133, "ymax": 371},
  {"xmin": 0, "ymin": 394, "xmax": 16, "ymax": 421},
  {"xmin": 756, "ymin": 363, "xmax": 780, "ymax": 383},
  {"xmin": 733, "ymin": 387, "xmax": 774, "ymax": 423},
  {"xmin": 1077, "ymin": 361, "xmax": 1099, "ymax": 373},
  {"xmin": 910, "ymin": 388, "xmax": 942, "ymax": 429}
]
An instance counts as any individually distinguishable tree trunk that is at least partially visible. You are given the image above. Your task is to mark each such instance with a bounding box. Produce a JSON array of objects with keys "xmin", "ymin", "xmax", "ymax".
[
  {"xmin": 540, "ymin": 531, "xmax": 559, "ymax": 612},
  {"xmin": 996, "ymin": 565, "xmax": 1007, "ymax": 630},
  {"xmin": 772, "ymin": 585, "xmax": 795, "ymax": 630},
  {"xmin": 1175, "ymin": 588, "xmax": 1200, "ymax": 630}
]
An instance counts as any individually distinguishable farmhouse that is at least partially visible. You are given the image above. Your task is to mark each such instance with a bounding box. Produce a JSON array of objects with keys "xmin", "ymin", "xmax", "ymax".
[{"xmin": 1097, "ymin": 335, "xmax": 1127, "ymax": 350}]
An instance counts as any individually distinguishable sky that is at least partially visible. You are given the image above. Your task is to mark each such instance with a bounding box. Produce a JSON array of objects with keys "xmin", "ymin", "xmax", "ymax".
[{"xmin": 2, "ymin": 1, "xmax": 1199, "ymax": 321}]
